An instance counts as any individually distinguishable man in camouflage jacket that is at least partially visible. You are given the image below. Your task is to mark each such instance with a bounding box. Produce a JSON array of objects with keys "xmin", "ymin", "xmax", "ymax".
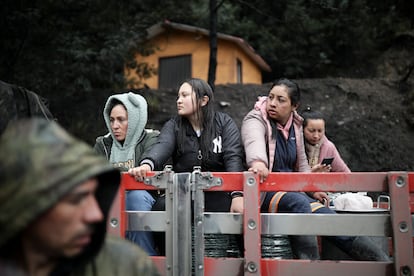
[{"xmin": 0, "ymin": 118, "xmax": 159, "ymax": 276}]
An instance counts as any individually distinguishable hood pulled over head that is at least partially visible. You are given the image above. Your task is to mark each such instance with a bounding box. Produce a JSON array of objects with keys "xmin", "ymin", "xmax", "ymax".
[
  {"xmin": 103, "ymin": 92, "xmax": 148, "ymax": 149},
  {"xmin": 0, "ymin": 118, "xmax": 120, "ymax": 256}
]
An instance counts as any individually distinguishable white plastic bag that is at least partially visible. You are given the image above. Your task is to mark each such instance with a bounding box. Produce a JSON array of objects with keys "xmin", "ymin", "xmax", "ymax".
[{"xmin": 333, "ymin": 193, "xmax": 373, "ymax": 211}]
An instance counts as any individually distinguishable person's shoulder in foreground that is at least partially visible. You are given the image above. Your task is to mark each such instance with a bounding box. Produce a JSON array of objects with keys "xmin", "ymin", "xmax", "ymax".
[
  {"xmin": 91, "ymin": 235, "xmax": 160, "ymax": 275},
  {"xmin": 0, "ymin": 118, "xmax": 159, "ymax": 276}
]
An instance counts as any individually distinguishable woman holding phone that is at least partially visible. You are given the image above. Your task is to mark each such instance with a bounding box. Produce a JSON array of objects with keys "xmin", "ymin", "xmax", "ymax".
[{"xmin": 301, "ymin": 107, "xmax": 351, "ymax": 173}]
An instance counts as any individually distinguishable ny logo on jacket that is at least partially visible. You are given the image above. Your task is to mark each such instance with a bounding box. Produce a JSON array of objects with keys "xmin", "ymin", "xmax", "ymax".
[{"xmin": 212, "ymin": 136, "xmax": 222, "ymax": 153}]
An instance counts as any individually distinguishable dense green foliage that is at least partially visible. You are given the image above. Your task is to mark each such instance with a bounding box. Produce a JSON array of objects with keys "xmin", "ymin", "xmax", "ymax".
[
  {"xmin": 2, "ymin": 0, "xmax": 413, "ymax": 89},
  {"xmin": 0, "ymin": 0, "xmax": 191, "ymax": 133},
  {"xmin": 191, "ymin": 0, "xmax": 413, "ymax": 80}
]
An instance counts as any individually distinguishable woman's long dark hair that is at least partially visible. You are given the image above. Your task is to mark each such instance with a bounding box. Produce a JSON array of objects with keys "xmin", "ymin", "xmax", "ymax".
[{"xmin": 176, "ymin": 78, "xmax": 215, "ymax": 160}]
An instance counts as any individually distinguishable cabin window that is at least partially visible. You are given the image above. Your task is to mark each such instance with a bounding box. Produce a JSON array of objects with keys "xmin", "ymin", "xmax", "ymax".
[
  {"xmin": 237, "ymin": 58, "xmax": 243, "ymax": 84},
  {"xmin": 158, "ymin": 55, "xmax": 192, "ymax": 89}
]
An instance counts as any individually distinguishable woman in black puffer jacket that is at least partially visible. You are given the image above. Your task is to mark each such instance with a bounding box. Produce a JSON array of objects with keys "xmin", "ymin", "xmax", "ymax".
[{"xmin": 129, "ymin": 78, "xmax": 245, "ymax": 213}]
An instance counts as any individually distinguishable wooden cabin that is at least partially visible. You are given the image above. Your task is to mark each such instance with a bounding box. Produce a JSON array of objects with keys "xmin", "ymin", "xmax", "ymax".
[{"xmin": 126, "ymin": 20, "xmax": 271, "ymax": 89}]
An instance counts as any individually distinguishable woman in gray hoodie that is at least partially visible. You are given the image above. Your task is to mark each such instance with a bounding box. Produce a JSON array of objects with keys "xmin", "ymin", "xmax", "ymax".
[{"xmin": 94, "ymin": 92, "xmax": 159, "ymax": 255}]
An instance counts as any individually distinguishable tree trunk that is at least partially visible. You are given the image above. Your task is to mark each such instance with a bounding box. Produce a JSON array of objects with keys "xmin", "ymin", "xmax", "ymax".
[{"xmin": 208, "ymin": 0, "xmax": 218, "ymax": 91}]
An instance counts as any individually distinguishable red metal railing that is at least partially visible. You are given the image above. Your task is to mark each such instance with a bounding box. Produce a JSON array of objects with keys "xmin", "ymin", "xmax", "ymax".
[{"xmin": 108, "ymin": 171, "xmax": 414, "ymax": 276}]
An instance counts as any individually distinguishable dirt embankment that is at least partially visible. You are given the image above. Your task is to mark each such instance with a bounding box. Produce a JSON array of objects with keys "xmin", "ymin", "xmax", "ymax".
[{"xmin": 141, "ymin": 78, "xmax": 414, "ymax": 172}]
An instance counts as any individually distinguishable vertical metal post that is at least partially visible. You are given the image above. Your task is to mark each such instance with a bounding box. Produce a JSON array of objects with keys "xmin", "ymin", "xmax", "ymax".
[
  {"xmin": 169, "ymin": 173, "xmax": 192, "ymax": 276},
  {"xmin": 193, "ymin": 167, "xmax": 205, "ymax": 276},
  {"xmin": 388, "ymin": 172, "xmax": 413, "ymax": 276},
  {"xmin": 243, "ymin": 171, "xmax": 261, "ymax": 275},
  {"xmin": 164, "ymin": 169, "xmax": 173, "ymax": 275}
]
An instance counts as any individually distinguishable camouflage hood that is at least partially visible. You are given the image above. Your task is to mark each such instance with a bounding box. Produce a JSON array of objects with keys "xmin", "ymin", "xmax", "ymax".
[{"xmin": 0, "ymin": 118, "xmax": 120, "ymax": 257}]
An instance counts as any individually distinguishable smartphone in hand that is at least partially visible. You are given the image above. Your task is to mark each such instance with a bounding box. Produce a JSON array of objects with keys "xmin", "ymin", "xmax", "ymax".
[{"xmin": 321, "ymin": 157, "xmax": 334, "ymax": 165}]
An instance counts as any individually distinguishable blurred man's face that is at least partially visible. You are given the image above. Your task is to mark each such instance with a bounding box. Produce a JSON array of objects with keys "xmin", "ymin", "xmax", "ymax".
[{"xmin": 22, "ymin": 178, "xmax": 104, "ymax": 258}]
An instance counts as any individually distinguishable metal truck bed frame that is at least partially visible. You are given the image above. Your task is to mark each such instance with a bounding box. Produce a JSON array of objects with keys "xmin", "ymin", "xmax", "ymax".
[{"xmin": 108, "ymin": 168, "xmax": 414, "ymax": 276}]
